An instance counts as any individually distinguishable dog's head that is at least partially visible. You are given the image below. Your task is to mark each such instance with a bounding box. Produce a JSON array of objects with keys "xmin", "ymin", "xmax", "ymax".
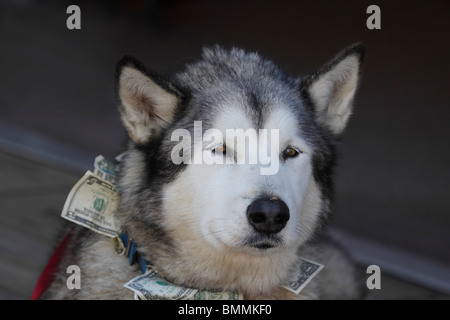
[{"xmin": 116, "ymin": 45, "xmax": 364, "ymax": 282}]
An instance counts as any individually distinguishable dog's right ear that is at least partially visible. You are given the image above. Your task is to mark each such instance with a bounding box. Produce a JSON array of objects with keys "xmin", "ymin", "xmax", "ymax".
[{"xmin": 116, "ymin": 56, "xmax": 181, "ymax": 144}]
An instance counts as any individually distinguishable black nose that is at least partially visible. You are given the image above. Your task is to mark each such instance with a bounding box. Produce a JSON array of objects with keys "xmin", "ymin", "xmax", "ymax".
[{"xmin": 246, "ymin": 199, "xmax": 290, "ymax": 235}]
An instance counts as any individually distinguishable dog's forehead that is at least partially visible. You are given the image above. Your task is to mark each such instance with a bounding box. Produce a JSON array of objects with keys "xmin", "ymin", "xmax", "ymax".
[
  {"xmin": 211, "ymin": 99, "xmax": 253, "ymax": 130},
  {"xmin": 211, "ymin": 100, "xmax": 312, "ymax": 152},
  {"xmin": 212, "ymin": 100, "xmax": 292, "ymax": 129}
]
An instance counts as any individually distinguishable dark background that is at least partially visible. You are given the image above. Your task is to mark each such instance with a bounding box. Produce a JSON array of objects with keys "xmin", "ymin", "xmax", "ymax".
[{"xmin": 0, "ymin": 0, "xmax": 449, "ymax": 298}]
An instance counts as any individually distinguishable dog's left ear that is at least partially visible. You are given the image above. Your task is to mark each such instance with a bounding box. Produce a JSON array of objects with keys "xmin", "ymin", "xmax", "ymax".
[
  {"xmin": 302, "ymin": 43, "xmax": 365, "ymax": 136},
  {"xmin": 116, "ymin": 55, "xmax": 182, "ymax": 144}
]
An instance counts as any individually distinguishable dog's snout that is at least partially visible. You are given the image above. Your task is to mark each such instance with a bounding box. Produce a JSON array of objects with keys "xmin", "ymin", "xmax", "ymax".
[{"xmin": 246, "ymin": 199, "xmax": 290, "ymax": 235}]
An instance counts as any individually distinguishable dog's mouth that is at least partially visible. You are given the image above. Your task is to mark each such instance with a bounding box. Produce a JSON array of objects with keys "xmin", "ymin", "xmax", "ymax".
[
  {"xmin": 243, "ymin": 234, "xmax": 283, "ymax": 251},
  {"xmin": 251, "ymin": 242, "xmax": 275, "ymax": 250}
]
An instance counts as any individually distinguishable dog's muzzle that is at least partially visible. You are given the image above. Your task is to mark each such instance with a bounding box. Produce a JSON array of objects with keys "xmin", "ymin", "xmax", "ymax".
[{"xmin": 246, "ymin": 199, "xmax": 290, "ymax": 235}]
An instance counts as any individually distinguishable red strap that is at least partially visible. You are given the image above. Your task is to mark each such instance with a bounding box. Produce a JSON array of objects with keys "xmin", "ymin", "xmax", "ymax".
[{"xmin": 31, "ymin": 230, "xmax": 72, "ymax": 300}]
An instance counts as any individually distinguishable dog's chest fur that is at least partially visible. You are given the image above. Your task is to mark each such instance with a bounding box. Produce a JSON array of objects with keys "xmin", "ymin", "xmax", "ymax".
[{"xmin": 43, "ymin": 227, "xmax": 362, "ymax": 300}]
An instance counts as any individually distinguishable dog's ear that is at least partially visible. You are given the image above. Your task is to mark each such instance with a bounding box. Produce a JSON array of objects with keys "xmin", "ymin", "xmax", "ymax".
[
  {"xmin": 116, "ymin": 56, "xmax": 181, "ymax": 144},
  {"xmin": 302, "ymin": 43, "xmax": 365, "ymax": 136}
]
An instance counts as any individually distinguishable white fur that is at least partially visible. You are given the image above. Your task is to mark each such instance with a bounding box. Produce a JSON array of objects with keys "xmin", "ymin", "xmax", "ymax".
[{"xmin": 157, "ymin": 103, "xmax": 325, "ymax": 297}]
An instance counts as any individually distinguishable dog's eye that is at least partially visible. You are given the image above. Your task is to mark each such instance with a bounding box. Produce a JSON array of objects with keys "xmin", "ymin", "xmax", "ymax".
[
  {"xmin": 283, "ymin": 147, "xmax": 300, "ymax": 158},
  {"xmin": 212, "ymin": 144, "xmax": 226, "ymax": 154}
]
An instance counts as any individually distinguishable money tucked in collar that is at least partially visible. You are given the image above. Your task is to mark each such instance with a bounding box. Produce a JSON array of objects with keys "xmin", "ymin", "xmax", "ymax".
[
  {"xmin": 61, "ymin": 170, "xmax": 122, "ymax": 238},
  {"xmin": 124, "ymin": 269, "xmax": 243, "ymax": 300},
  {"xmin": 93, "ymin": 155, "xmax": 120, "ymax": 185},
  {"xmin": 283, "ymin": 257, "xmax": 324, "ymax": 294}
]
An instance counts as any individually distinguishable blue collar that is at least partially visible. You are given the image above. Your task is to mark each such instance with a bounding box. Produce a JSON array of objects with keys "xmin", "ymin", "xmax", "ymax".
[{"xmin": 120, "ymin": 233, "xmax": 150, "ymax": 274}]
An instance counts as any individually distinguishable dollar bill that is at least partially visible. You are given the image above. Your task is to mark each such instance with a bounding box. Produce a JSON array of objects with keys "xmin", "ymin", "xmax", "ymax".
[
  {"xmin": 93, "ymin": 155, "xmax": 120, "ymax": 186},
  {"xmin": 283, "ymin": 258, "xmax": 324, "ymax": 294},
  {"xmin": 61, "ymin": 171, "xmax": 122, "ymax": 238},
  {"xmin": 124, "ymin": 269, "xmax": 243, "ymax": 300},
  {"xmin": 124, "ymin": 269, "xmax": 198, "ymax": 300},
  {"xmin": 192, "ymin": 289, "xmax": 243, "ymax": 300}
]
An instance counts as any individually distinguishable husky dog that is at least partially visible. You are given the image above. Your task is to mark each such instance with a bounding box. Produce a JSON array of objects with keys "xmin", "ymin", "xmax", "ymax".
[{"xmin": 42, "ymin": 44, "xmax": 365, "ymax": 299}]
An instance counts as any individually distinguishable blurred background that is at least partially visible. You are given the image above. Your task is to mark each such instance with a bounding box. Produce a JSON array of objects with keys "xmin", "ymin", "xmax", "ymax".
[{"xmin": 0, "ymin": 0, "xmax": 449, "ymax": 299}]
